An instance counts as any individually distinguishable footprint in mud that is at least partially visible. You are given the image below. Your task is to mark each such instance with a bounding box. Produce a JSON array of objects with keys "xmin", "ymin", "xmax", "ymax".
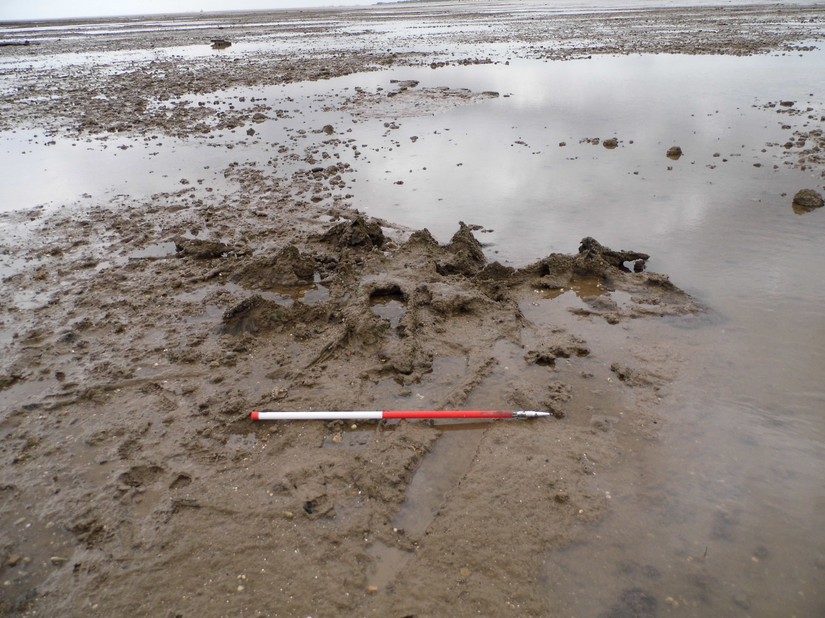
[
  {"xmin": 118, "ymin": 464, "xmax": 164, "ymax": 488},
  {"xmin": 602, "ymin": 587, "xmax": 658, "ymax": 618},
  {"xmin": 117, "ymin": 464, "xmax": 168, "ymax": 516},
  {"xmin": 169, "ymin": 473, "xmax": 192, "ymax": 490},
  {"xmin": 369, "ymin": 284, "xmax": 407, "ymax": 332},
  {"xmin": 301, "ymin": 490, "xmax": 335, "ymax": 520}
]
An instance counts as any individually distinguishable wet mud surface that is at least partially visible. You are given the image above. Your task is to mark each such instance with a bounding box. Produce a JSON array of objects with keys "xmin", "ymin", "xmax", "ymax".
[{"xmin": 1, "ymin": 2, "xmax": 824, "ymax": 616}]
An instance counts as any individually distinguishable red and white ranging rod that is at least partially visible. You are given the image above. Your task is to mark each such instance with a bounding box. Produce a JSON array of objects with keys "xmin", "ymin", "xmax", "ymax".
[{"xmin": 250, "ymin": 410, "xmax": 550, "ymax": 421}]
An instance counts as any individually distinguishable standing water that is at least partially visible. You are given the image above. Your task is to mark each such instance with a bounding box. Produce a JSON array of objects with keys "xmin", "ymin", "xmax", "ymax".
[{"xmin": 349, "ymin": 52, "xmax": 825, "ymax": 615}]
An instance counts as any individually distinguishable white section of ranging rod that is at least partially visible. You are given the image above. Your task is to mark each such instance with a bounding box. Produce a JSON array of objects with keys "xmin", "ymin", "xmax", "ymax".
[{"xmin": 252, "ymin": 411, "xmax": 383, "ymax": 420}]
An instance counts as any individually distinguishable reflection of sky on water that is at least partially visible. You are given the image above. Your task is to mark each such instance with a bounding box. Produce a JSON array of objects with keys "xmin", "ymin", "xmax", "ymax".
[{"xmin": 347, "ymin": 53, "xmax": 821, "ymax": 263}]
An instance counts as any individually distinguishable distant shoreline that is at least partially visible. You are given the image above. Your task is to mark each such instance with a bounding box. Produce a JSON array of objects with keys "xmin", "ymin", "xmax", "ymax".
[{"xmin": 4, "ymin": 0, "xmax": 825, "ymax": 26}]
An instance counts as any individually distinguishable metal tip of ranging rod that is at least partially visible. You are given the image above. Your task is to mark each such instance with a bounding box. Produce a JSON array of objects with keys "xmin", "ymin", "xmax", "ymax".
[{"xmin": 512, "ymin": 410, "xmax": 552, "ymax": 418}]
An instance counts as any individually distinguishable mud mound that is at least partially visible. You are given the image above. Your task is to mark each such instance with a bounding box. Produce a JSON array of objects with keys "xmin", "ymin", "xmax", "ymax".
[
  {"xmin": 321, "ymin": 215, "xmax": 385, "ymax": 249},
  {"xmin": 221, "ymin": 295, "xmax": 284, "ymax": 334},
  {"xmin": 174, "ymin": 237, "xmax": 235, "ymax": 259},
  {"xmin": 474, "ymin": 261, "xmax": 515, "ymax": 281},
  {"xmin": 522, "ymin": 237, "xmax": 649, "ymax": 287},
  {"xmin": 518, "ymin": 237, "xmax": 700, "ymax": 320},
  {"xmin": 343, "ymin": 83, "xmax": 500, "ymax": 119},
  {"xmin": 578, "ymin": 237, "xmax": 650, "ymax": 272},
  {"xmin": 406, "ymin": 228, "xmax": 439, "ymax": 247},
  {"xmin": 436, "ymin": 222, "xmax": 488, "ymax": 277},
  {"xmin": 231, "ymin": 244, "xmax": 315, "ymax": 289}
]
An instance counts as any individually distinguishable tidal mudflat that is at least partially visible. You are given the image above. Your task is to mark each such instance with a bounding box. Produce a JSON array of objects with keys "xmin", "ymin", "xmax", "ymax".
[{"xmin": 1, "ymin": 2, "xmax": 824, "ymax": 616}]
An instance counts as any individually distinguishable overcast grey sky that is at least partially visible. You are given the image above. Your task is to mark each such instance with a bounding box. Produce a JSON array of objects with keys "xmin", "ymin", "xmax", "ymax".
[{"xmin": 0, "ymin": 0, "xmax": 378, "ymax": 21}]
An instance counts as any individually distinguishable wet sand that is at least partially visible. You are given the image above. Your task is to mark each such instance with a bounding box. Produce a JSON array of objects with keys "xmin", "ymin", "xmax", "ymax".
[{"xmin": 1, "ymin": 2, "xmax": 825, "ymax": 616}]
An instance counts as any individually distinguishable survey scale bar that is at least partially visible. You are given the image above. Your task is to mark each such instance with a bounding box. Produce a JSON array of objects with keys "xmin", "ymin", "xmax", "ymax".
[{"xmin": 250, "ymin": 410, "xmax": 550, "ymax": 421}]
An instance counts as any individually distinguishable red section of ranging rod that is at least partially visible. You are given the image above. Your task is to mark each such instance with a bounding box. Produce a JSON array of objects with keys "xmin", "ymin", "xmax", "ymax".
[{"xmin": 382, "ymin": 410, "xmax": 512, "ymax": 419}]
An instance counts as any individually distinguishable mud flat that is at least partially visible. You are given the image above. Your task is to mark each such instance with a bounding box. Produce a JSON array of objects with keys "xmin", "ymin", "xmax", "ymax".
[{"xmin": 1, "ymin": 2, "xmax": 824, "ymax": 616}]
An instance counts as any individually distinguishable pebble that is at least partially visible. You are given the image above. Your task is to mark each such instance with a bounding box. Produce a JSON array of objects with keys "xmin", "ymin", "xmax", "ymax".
[
  {"xmin": 793, "ymin": 188, "xmax": 824, "ymax": 209},
  {"xmin": 666, "ymin": 145, "xmax": 683, "ymax": 158},
  {"xmin": 367, "ymin": 585, "xmax": 379, "ymax": 594}
]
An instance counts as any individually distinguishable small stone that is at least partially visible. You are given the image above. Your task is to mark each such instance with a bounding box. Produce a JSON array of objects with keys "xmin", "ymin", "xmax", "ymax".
[
  {"xmin": 237, "ymin": 584, "xmax": 245, "ymax": 592},
  {"xmin": 367, "ymin": 585, "xmax": 379, "ymax": 594},
  {"xmin": 50, "ymin": 556, "xmax": 68, "ymax": 565},
  {"xmin": 666, "ymin": 146, "xmax": 683, "ymax": 159},
  {"xmin": 459, "ymin": 567, "xmax": 471, "ymax": 578},
  {"xmin": 283, "ymin": 511, "xmax": 294, "ymax": 520},
  {"xmin": 602, "ymin": 137, "xmax": 618, "ymax": 149},
  {"xmin": 792, "ymin": 189, "xmax": 824, "ymax": 210},
  {"xmin": 554, "ymin": 491, "xmax": 569, "ymax": 504},
  {"xmin": 6, "ymin": 555, "xmax": 21, "ymax": 567}
]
